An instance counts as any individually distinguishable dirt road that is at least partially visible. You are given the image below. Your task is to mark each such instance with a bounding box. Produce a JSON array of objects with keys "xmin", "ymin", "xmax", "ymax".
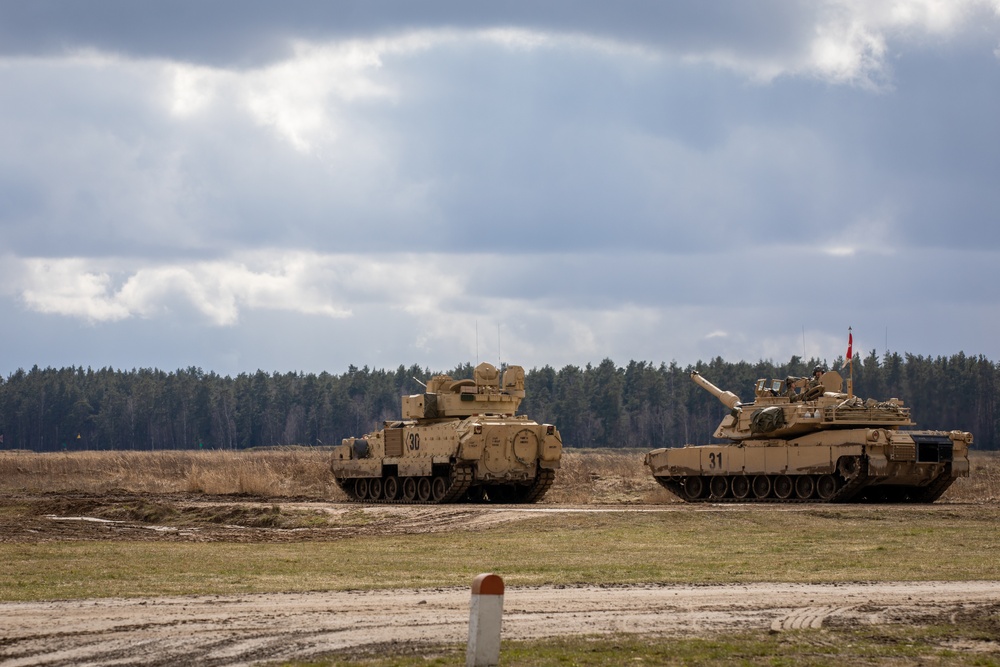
[
  {"xmin": 2, "ymin": 580, "xmax": 999, "ymax": 666},
  {"xmin": 3, "ymin": 495, "xmax": 999, "ymax": 665}
]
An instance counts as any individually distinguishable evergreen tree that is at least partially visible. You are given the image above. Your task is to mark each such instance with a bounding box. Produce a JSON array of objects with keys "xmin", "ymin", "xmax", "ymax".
[{"xmin": 1, "ymin": 353, "xmax": 996, "ymax": 451}]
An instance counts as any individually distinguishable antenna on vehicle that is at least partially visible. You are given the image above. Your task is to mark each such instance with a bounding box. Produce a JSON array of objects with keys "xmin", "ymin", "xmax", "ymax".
[
  {"xmin": 476, "ymin": 319, "xmax": 479, "ymax": 366},
  {"xmin": 412, "ymin": 377, "xmax": 426, "ymax": 388},
  {"xmin": 497, "ymin": 322, "xmax": 502, "ymax": 370}
]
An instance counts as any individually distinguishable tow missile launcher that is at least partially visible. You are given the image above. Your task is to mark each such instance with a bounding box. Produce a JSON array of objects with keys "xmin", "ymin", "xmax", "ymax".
[
  {"xmin": 645, "ymin": 370, "xmax": 971, "ymax": 503},
  {"xmin": 331, "ymin": 362, "xmax": 563, "ymax": 503}
]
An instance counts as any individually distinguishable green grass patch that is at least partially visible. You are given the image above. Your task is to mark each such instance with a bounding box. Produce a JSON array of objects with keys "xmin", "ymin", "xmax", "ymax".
[
  {"xmin": 2, "ymin": 507, "xmax": 1000, "ymax": 602},
  {"xmin": 272, "ymin": 622, "xmax": 1000, "ymax": 666}
]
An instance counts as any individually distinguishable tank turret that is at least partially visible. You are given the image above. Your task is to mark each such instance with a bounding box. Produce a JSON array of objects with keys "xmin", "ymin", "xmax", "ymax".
[
  {"xmin": 401, "ymin": 365, "xmax": 526, "ymax": 420},
  {"xmin": 646, "ymin": 370, "xmax": 971, "ymax": 504},
  {"xmin": 693, "ymin": 369, "xmax": 914, "ymax": 441},
  {"xmin": 331, "ymin": 362, "xmax": 562, "ymax": 504}
]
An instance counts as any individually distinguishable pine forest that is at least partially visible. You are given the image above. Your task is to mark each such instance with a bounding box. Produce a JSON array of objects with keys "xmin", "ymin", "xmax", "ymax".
[{"xmin": 1, "ymin": 351, "xmax": 996, "ymax": 452}]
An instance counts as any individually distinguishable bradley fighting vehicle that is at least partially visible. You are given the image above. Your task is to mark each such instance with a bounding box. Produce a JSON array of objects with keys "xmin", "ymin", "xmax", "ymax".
[
  {"xmin": 645, "ymin": 369, "xmax": 971, "ymax": 503},
  {"xmin": 331, "ymin": 362, "xmax": 562, "ymax": 503}
]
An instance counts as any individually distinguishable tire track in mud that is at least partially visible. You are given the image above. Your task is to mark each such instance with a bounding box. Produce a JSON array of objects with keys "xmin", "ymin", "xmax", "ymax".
[
  {"xmin": 769, "ymin": 605, "xmax": 855, "ymax": 631},
  {"xmin": 2, "ymin": 582, "xmax": 999, "ymax": 667}
]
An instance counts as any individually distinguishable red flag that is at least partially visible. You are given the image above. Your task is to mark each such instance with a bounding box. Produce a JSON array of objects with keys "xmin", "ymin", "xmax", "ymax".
[{"xmin": 841, "ymin": 328, "xmax": 853, "ymax": 370}]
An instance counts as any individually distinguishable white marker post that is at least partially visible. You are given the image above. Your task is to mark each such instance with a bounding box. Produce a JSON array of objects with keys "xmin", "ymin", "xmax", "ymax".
[{"xmin": 466, "ymin": 573, "xmax": 504, "ymax": 667}]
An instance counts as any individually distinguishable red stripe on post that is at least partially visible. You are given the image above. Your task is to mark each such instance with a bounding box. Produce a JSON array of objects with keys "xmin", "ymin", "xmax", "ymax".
[{"xmin": 471, "ymin": 573, "xmax": 504, "ymax": 596}]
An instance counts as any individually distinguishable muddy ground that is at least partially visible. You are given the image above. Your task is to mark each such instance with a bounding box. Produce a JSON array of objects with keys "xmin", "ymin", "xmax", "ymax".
[
  {"xmin": 2, "ymin": 493, "xmax": 1000, "ymax": 666},
  {"xmin": 0, "ymin": 491, "xmax": 982, "ymax": 544}
]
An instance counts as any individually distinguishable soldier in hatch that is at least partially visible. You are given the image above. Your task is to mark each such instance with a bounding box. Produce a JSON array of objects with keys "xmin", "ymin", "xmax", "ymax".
[{"xmin": 784, "ymin": 366, "xmax": 826, "ymax": 401}]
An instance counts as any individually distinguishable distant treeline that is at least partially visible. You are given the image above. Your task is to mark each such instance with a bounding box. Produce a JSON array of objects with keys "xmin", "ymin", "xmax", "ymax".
[{"xmin": 1, "ymin": 351, "xmax": 996, "ymax": 452}]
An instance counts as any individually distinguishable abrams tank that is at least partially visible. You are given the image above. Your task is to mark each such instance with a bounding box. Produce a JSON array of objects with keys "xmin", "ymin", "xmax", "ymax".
[
  {"xmin": 331, "ymin": 362, "xmax": 562, "ymax": 504},
  {"xmin": 645, "ymin": 369, "xmax": 971, "ymax": 503}
]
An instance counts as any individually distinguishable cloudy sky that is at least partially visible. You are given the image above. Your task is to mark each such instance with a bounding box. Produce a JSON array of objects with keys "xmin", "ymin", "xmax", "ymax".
[{"xmin": 1, "ymin": 1, "xmax": 998, "ymax": 377}]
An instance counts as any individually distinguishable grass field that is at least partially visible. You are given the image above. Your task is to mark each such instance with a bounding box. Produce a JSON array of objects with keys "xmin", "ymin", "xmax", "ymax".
[
  {"xmin": 272, "ymin": 626, "xmax": 1000, "ymax": 667},
  {"xmin": 275, "ymin": 626, "xmax": 1000, "ymax": 667},
  {"xmin": 2, "ymin": 448, "xmax": 999, "ymax": 665},
  {"xmin": 1, "ymin": 449, "xmax": 999, "ymax": 602},
  {"xmin": 3, "ymin": 504, "xmax": 1000, "ymax": 601}
]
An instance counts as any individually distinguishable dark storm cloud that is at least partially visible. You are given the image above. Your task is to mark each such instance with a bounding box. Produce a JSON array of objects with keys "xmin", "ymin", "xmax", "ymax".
[
  {"xmin": 859, "ymin": 49, "xmax": 1000, "ymax": 249},
  {"xmin": 2, "ymin": 26, "xmax": 998, "ymax": 263},
  {"xmin": 0, "ymin": 0, "xmax": 809, "ymax": 66},
  {"xmin": 380, "ymin": 37, "xmax": 1000, "ymax": 255},
  {"xmin": 2, "ymin": 0, "xmax": 999, "ymax": 375}
]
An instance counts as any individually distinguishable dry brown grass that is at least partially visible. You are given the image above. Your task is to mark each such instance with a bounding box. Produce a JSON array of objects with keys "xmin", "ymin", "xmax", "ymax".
[
  {"xmin": 960, "ymin": 450, "xmax": 1000, "ymax": 502},
  {"xmin": 544, "ymin": 449, "xmax": 677, "ymax": 504},
  {"xmin": 0, "ymin": 448, "xmax": 342, "ymax": 499},
  {"xmin": 0, "ymin": 447, "xmax": 995, "ymax": 504}
]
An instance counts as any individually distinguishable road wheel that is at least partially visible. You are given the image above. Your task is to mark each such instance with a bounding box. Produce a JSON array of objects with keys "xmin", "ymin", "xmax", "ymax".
[
  {"xmin": 383, "ymin": 476, "xmax": 399, "ymax": 501},
  {"xmin": 431, "ymin": 476, "xmax": 448, "ymax": 502},
  {"xmin": 683, "ymin": 476, "xmax": 705, "ymax": 500},
  {"xmin": 417, "ymin": 477, "xmax": 432, "ymax": 502},
  {"xmin": 354, "ymin": 478, "xmax": 369, "ymax": 500},
  {"xmin": 731, "ymin": 475, "xmax": 751, "ymax": 499},
  {"xmin": 709, "ymin": 476, "xmax": 729, "ymax": 499},
  {"xmin": 402, "ymin": 478, "xmax": 417, "ymax": 502},
  {"xmin": 794, "ymin": 475, "xmax": 815, "ymax": 500},
  {"xmin": 368, "ymin": 478, "xmax": 383, "ymax": 500},
  {"xmin": 816, "ymin": 474, "xmax": 838, "ymax": 500},
  {"xmin": 752, "ymin": 475, "xmax": 771, "ymax": 499},
  {"xmin": 774, "ymin": 475, "xmax": 794, "ymax": 499}
]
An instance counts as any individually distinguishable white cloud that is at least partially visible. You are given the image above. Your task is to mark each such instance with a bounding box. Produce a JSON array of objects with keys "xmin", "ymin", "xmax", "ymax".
[
  {"xmin": 168, "ymin": 63, "xmax": 217, "ymax": 116},
  {"xmin": 167, "ymin": 40, "xmax": 398, "ymax": 153},
  {"xmin": 13, "ymin": 254, "xmax": 353, "ymax": 325},
  {"xmin": 19, "ymin": 259, "xmax": 131, "ymax": 321},
  {"xmin": 5, "ymin": 245, "xmax": 1000, "ymax": 374},
  {"xmin": 241, "ymin": 41, "xmax": 397, "ymax": 152},
  {"xmin": 808, "ymin": 16, "xmax": 888, "ymax": 87},
  {"xmin": 886, "ymin": 0, "xmax": 986, "ymax": 34},
  {"xmin": 159, "ymin": 27, "xmax": 660, "ymax": 154},
  {"xmin": 682, "ymin": 0, "xmax": 999, "ymax": 86},
  {"xmin": 155, "ymin": 6, "xmax": 1000, "ymax": 162}
]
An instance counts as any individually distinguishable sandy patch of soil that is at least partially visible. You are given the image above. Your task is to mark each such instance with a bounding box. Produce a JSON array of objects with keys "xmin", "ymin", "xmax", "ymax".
[{"xmin": 1, "ymin": 581, "xmax": 999, "ymax": 666}]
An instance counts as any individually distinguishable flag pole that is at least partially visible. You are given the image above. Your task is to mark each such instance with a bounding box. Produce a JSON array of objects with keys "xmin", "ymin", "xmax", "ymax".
[{"xmin": 847, "ymin": 326, "xmax": 854, "ymax": 398}]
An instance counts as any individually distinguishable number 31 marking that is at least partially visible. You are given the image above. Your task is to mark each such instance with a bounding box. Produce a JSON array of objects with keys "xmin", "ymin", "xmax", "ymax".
[{"xmin": 708, "ymin": 452, "xmax": 723, "ymax": 469}]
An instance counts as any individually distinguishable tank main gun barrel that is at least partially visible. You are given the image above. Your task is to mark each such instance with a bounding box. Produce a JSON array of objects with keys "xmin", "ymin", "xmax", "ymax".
[{"xmin": 690, "ymin": 371, "xmax": 742, "ymax": 410}]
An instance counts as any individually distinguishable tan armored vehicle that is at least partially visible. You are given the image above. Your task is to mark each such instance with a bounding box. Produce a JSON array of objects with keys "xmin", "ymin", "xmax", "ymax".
[
  {"xmin": 645, "ymin": 369, "xmax": 971, "ymax": 503},
  {"xmin": 331, "ymin": 362, "xmax": 562, "ymax": 503}
]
